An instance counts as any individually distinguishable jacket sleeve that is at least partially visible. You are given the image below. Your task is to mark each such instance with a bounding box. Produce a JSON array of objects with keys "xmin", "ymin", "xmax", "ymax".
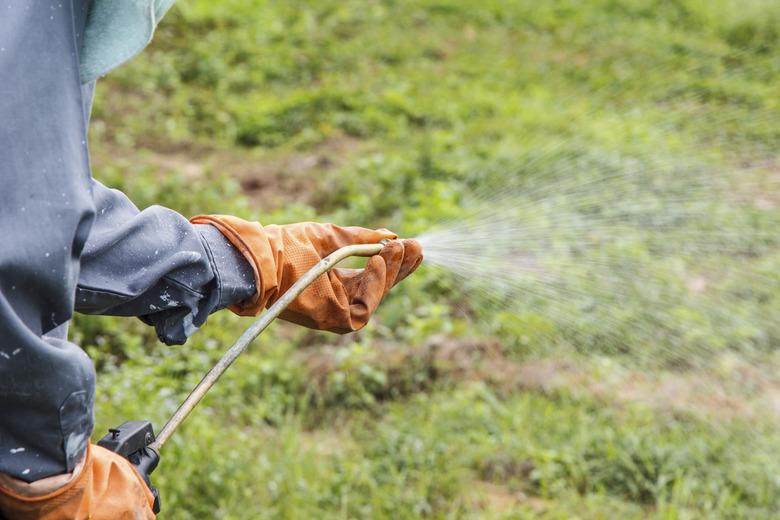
[
  {"xmin": 76, "ymin": 180, "xmax": 256, "ymax": 345},
  {"xmin": 0, "ymin": 0, "xmax": 98, "ymax": 483}
]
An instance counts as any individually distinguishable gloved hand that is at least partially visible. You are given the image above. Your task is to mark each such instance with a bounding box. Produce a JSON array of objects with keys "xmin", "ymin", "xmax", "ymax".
[
  {"xmin": 190, "ymin": 215, "xmax": 423, "ymax": 333},
  {"xmin": 0, "ymin": 444, "xmax": 155, "ymax": 520}
]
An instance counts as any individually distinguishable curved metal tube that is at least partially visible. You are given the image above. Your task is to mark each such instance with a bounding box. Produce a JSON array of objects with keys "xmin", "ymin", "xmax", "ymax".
[{"xmin": 151, "ymin": 241, "xmax": 385, "ymax": 450}]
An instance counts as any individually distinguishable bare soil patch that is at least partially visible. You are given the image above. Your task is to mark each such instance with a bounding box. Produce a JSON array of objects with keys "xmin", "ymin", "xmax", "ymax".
[
  {"xmin": 90, "ymin": 134, "xmax": 362, "ymax": 212},
  {"xmin": 297, "ymin": 335, "xmax": 780, "ymax": 423}
]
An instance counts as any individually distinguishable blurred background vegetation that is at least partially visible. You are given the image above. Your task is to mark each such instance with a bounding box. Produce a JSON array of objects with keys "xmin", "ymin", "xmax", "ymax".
[{"xmin": 81, "ymin": 0, "xmax": 779, "ymax": 518}]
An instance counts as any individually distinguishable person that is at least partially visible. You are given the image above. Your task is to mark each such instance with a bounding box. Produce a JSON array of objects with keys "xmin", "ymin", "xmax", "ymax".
[{"xmin": 0, "ymin": 3, "xmax": 422, "ymax": 518}]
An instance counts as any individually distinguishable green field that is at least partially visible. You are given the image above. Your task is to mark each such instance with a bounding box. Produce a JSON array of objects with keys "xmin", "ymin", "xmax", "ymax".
[{"xmin": 81, "ymin": 1, "xmax": 780, "ymax": 518}]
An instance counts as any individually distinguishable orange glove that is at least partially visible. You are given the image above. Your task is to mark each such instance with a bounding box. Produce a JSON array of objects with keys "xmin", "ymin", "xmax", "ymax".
[
  {"xmin": 191, "ymin": 215, "xmax": 423, "ymax": 333},
  {"xmin": 0, "ymin": 444, "xmax": 155, "ymax": 520}
]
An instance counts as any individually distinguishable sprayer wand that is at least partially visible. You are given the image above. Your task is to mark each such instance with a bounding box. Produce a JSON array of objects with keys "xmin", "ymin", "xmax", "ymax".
[{"xmin": 97, "ymin": 241, "xmax": 387, "ymax": 513}]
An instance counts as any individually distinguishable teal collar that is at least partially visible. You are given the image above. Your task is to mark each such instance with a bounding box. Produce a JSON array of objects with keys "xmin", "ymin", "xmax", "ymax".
[{"xmin": 80, "ymin": 0, "xmax": 175, "ymax": 83}]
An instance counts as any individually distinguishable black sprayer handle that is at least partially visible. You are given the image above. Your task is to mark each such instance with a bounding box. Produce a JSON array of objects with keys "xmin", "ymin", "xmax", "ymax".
[{"xmin": 97, "ymin": 420, "xmax": 161, "ymax": 514}]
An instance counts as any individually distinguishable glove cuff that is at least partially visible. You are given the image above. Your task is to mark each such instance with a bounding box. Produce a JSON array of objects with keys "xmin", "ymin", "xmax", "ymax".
[
  {"xmin": 0, "ymin": 446, "xmax": 92, "ymax": 520},
  {"xmin": 0, "ymin": 445, "xmax": 156, "ymax": 519},
  {"xmin": 0, "ymin": 445, "xmax": 89, "ymax": 504},
  {"xmin": 190, "ymin": 214, "xmax": 278, "ymax": 316}
]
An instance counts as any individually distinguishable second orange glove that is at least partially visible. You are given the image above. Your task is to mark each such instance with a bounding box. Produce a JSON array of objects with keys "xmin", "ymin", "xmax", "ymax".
[{"xmin": 0, "ymin": 444, "xmax": 155, "ymax": 520}]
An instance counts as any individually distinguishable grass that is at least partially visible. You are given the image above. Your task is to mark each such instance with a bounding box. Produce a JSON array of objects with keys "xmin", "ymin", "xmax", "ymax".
[{"xmin": 80, "ymin": 0, "xmax": 780, "ymax": 517}]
